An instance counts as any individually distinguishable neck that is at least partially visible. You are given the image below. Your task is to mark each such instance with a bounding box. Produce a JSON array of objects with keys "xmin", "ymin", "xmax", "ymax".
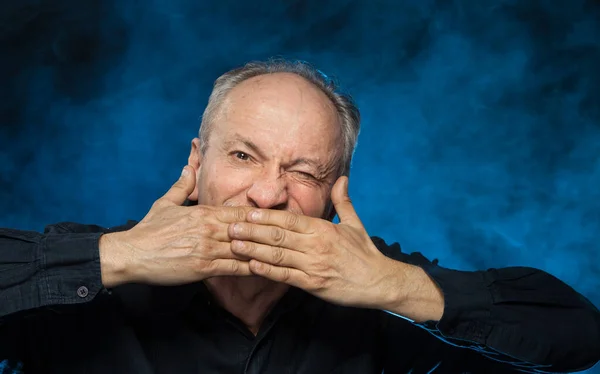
[{"xmin": 203, "ymin": 276, "xmax": 289, "ymax": 335}]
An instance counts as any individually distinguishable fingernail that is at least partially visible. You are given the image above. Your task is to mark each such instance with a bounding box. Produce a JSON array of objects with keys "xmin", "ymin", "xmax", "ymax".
[
  {"xmin": 250, "ymin": 210, "xmax": 261, "ymax": 221},
  {"xmin": 181, "ymin": 167, "xmax": 189, "ymax": 177},
  {"xmin": 232, "ymin": 223, "xmax": 242, "ymax": 235}
]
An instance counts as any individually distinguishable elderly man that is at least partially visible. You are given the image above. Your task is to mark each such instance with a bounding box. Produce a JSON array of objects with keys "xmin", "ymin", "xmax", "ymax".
[{"xmin": 0, "ymin": 59, "xmax": 599, "ymax": 373}]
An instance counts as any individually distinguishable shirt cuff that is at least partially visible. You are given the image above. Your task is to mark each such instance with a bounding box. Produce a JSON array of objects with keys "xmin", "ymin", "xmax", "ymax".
[
  {"xmin": 417, "ymin": 263, "xmax": 494, "ymax": 345},
  {"xmin": 41, "ymin": 232, "xmax": 106, "ymax": 307}
]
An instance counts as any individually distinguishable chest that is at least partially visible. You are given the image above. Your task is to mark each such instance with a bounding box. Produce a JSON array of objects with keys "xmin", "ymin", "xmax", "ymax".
[
  {"xmin": 23, "ymin": 300, "xmax": 384, "ymax": 374},
  {"xmin": 142, "ymin": 306, "xmax": 384, "ymax": 374}
]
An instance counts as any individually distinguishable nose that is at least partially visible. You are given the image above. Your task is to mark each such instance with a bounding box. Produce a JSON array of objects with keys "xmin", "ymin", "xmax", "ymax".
[{"xmin": 246, "ymin": 170, "xmax": 289, "ymax": 210}]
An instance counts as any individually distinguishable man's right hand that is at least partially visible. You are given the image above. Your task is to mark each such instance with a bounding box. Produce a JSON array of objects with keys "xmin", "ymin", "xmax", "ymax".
[{"xmin": 99, "ymin": 165, "xmax": 253, "ymax": 288}]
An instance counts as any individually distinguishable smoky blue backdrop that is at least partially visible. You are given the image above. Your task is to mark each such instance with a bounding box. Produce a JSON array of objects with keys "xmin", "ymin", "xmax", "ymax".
[{"xmin": 1, "ymin": 0, "xmax": 599, "ymax": 372}]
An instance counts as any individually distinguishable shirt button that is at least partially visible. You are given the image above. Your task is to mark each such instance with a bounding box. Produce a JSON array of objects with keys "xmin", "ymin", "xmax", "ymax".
[{"xmin": 77, "ymin": 286, "xmax": 89, "ymax": 298}]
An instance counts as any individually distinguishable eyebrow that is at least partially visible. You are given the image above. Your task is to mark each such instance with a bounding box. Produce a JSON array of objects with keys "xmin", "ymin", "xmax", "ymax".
[
  {"xmin": 226, "ymin": 133, "xmax": 326, "ymax": 172},
  {"xmin": 289, "ymin": 157, "xmax": 321, "ymax": 169},
  {"xmin": 225, "ymin": 134, "xmax": 267, "ymax": 161}
]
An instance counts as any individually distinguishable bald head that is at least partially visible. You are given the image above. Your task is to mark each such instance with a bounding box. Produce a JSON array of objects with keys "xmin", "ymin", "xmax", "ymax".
[{"xmin": 219, "ymin": 73, "xmax": 340, "ymax": 143}]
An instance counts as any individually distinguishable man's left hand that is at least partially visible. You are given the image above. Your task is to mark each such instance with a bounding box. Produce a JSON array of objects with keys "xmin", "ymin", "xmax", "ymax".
[{"xmin": 227, "ymin": 176, "xmax": 404, "ymax": 310}]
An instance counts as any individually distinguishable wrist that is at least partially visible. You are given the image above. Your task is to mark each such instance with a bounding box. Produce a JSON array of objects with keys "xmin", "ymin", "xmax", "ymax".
[
  {"xmin": 379, "ymin": 258, "xmax": 445, "ymax": 323},
  {"xmin": 99, "ymin": 232, "xmax": 134, "ymax": 288},
  {"xmin": 376, "ymin": 257, "xmax": 411, "ymax": 311}
]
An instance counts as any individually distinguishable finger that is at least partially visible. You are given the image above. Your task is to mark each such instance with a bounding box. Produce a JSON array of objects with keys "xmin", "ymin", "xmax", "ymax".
[
  {"xmin": 158, "ymin": 166, "xmax": 196, "ymax": 206},
  {"xmin": 246, "ymin": 209, "xmax": 314, "ymax": 233},
  {"xmin": 228, "ymin": 223, "xmax": 305, "ymax": 251},
  {"xmin": 230, "ymin": 240, "xmax": 304, "ymax": 268},
  {"xmin": 209, "ymin": 222, "xmax": 232, "ymax": 242},
  {"xmin": 331, "ymin": 176, "xmax": 363, "ymax": 228},
  {"xmin": 214, "ymin": 205, "xmax": 256, "ymax": 224},
  {"xmin": 211, "ymin": 241, "xmax": 253, "ymax": 261},
  {"xmin": 248, "ymin": 260, "xmax": 309, "ymax": 288},
  {"xmin": 205, "ymin": 259, "xmax": 252, "ymax": 277},
  {"xmin": 187, "ymin": 206, "xmax": 255, "ymax": 241},
  {"xmin": 192, "ymin": 219, "xmax": 238, "ymax": 243}
]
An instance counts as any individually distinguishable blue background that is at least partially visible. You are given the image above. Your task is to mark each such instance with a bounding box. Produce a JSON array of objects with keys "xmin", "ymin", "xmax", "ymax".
[{"xmin": 1, "ymin": 1, "xmax": 599, "ymax": 372}]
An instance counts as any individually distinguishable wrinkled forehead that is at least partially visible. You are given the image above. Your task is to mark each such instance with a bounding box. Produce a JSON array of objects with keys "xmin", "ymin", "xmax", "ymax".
[{"xmin": 212, "ymin": 73, "xmax": 342, "ymax": 160}]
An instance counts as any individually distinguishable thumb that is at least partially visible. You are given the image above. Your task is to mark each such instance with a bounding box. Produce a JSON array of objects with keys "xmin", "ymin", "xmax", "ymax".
[
  {"xmin": 331, "ymin": 176, "xmax": 362, "ymax": 227},
  {"xmin": 160, "ymin": 166, "xmax": 196, "ymax": 206}
]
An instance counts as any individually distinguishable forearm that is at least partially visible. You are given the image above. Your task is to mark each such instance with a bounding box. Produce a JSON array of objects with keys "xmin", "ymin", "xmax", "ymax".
[
  {"xmin": 0, "ymin": 228, "xmax": 44, "ymax": 318},
  {"xmin": 385, "ymin": 258, "xmax": 600, "ymax": 371},
  {"xmin": 0, "ymin": 226, "xmax": 103, "ymax": 319},
  {"xmin": 428, "ymin": 266, "xmax": 600, "ymax": 372},
  {"xmin": 372, "ymin": 238, "xmax": 600, "ymax": 371},
  {"xmin": 0, "ymin": 222, "xmax": 137, "ymax": 320}
]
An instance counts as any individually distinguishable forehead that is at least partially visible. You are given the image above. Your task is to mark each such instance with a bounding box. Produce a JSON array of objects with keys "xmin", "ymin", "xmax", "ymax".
[{"xmin": 213, "ymin": 73, "xmax": 341, "ymax": 160}]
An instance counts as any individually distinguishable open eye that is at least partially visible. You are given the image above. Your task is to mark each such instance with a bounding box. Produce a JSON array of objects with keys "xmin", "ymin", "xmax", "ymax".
[{"xmin": 234, "ymin": 151, "xmax": 250, "ymax": 161}]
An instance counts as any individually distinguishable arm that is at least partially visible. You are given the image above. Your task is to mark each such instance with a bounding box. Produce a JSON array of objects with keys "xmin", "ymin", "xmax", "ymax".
[
  {"xmin": 380, "ymin": 312, "xmax": 534, "ymax": 373},
  {"xmin": 375, "ymin": 238, "xmax": 600, "ymax": 373},
  {"xmin": 224, "ymin": 177, "xmax": 600, "ymax": 372},
  {"xmin": 0, "ymin": 221, "xmax": 136, "ymax": 320},
  {"xmin": 0, "ymin": 167, "xmax": 256, "ymax": 320}
]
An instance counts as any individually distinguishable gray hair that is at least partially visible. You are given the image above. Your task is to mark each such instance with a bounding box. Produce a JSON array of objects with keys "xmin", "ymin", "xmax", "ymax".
[{"xmin": 198, "ymin": 59, "xmax": 361, "ymax": 178}]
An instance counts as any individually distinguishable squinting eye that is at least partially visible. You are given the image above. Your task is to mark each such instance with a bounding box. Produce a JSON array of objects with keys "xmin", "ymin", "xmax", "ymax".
[
  {"xmin": 235, "ymin": 151, "xmax": 250, "ymax": 161},
  {"xmin": 295, "ymin": 171, "xmax": 315, "ymax": 179}
]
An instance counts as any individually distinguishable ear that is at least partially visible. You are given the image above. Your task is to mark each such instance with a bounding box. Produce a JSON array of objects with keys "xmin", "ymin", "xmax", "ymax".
[{"xmin": 187, "ymin": 138, "xmax": 203, "ymax": 201}]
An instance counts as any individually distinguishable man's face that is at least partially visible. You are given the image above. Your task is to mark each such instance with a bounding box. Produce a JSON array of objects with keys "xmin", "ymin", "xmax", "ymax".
[{"xmin": 188, "ymin": 72, "xmax": 342, "ymax": 219}]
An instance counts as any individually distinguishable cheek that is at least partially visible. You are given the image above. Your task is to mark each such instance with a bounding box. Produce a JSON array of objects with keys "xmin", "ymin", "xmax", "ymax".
[
  {"xmin": 290, "ymin": 187, "xmax": 329, "ymax": 218},
  {"xmin": 206, "ymin": 181, "xmax": 219, "ymax": 204},
  {"xmin": 198, "ymin": 160, "xmax": 254, "ymax": 205}
]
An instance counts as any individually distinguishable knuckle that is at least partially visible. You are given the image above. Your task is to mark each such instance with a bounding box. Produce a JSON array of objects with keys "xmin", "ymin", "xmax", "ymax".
[
  {"xmin": 204, "ymin": 259, "xmax": 223, "ymax": 275},
  {"xmin": 260, "ymin": 263, "xmax": 272, "ymax": 275},
  {"xmin": 197, "ymin": 243, "xmax": 211, "ymax": 256},
  {"xmin": 199, "ymin": 223, "xmax": 216, "ymax": 237},
  {"xmin": 229, "ymin": 260, "xmax": 240, "ymax": 274},
  {"xmin": 233, "ymin": 207, "xmax": 247, "ymax": 221},
  {"xmin": 271, "ymin": 246, "xmax": 285, "ymax": 265},
  {"xmin": 248, "ymin": 241, "xmax": 258, "ymax": 253},
  {"xmin": 284, "ymin": 213, "xmax": 299, "ymax": 230},
  {"xmin": 270, "ymin": 227, "xmax": 285, "ymax": 244}
]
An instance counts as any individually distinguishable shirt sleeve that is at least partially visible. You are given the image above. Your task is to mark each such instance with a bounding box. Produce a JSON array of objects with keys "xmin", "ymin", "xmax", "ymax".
[
  {"xmin": 0, "ymin": 221, "xmax": 136, "ymax": 320},
  {"xmin": 372, "ymin": 237, "xmax": 600, "ymax": 373}
]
